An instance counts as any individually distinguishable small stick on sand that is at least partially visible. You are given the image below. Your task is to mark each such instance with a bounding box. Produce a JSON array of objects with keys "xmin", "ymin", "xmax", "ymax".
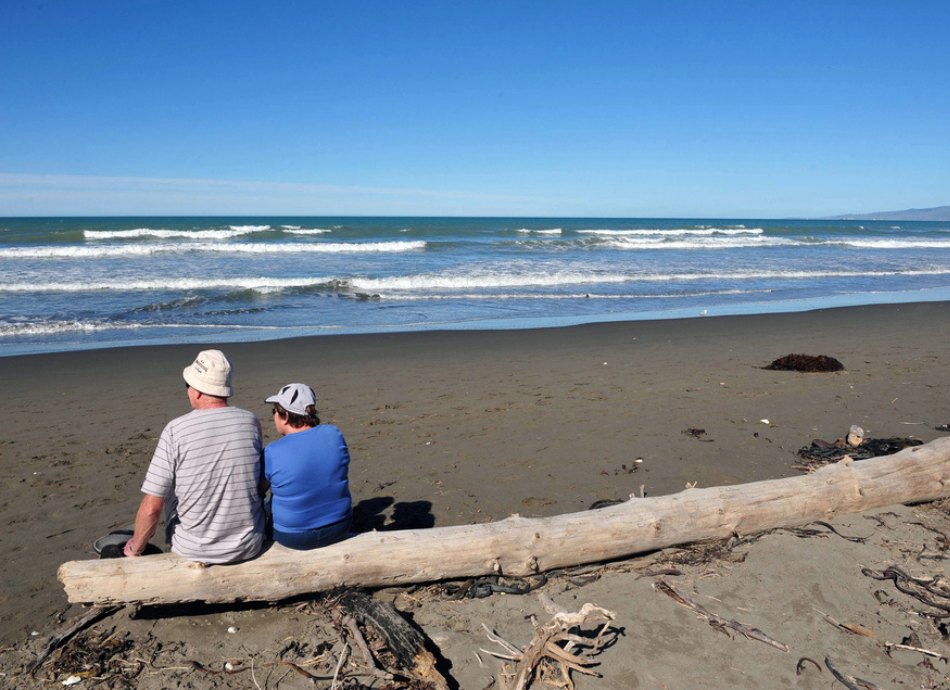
[
  {"xmin": 884, "ymin": 642, "xmax": 949, "ymax": 662},
  {"xmin": 654, "ymin": 580, "xmax": 788, "ymax": 652},
  {"xmin": 813, "ymin": 608, "xmax": 876, "ymax": 637}
]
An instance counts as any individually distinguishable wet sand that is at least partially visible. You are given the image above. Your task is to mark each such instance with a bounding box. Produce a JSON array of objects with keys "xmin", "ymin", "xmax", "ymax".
[{"xmin": 2, "ymin": 302, "xmax": 949, "ymax": 688}]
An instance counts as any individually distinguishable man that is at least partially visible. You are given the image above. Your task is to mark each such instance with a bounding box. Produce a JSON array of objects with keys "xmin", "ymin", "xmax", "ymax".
[{"xmin": 121, "ymin": 349, "xmax": 264, "ymax": 563}]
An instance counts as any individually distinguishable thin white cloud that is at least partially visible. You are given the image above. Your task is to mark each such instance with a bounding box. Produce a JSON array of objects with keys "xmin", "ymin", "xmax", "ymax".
[{"xmin": 0, "ymin": 172, "xmax": 552, "ymax": 216}]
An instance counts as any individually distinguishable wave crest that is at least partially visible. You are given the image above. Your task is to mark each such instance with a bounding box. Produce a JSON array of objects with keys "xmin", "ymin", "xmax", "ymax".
[{"xmin": 0, "ymin": 240, "xmax": 426, "ymax": 259}]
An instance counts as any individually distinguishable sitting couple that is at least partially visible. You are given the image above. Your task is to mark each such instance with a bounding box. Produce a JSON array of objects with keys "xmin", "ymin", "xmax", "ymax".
[{"xmin": 118, "ymin": 349, "xmax": 351, "ymax": 563}]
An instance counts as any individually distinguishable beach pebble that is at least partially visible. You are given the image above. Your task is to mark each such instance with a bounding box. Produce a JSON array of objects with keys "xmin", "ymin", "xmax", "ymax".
[
  {"xmin": 227, "ymin": 626, "xmax": 238, "ymax": 634},
  {"xmin": 759, "ymin": 419, "xmax": 770, "ymax": 425},
  {"xmin": 62, "ymin": 676, "xmax": 82, "ymax": 686}
]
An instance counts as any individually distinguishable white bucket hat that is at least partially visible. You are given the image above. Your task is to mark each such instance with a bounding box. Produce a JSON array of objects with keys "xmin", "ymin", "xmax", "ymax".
[
  {"xmin": 183, "ymin": 349, "xmax": 233, "ymax": 397},
  {"xmin": 265, "ymin": 382, "xmax": 316, "ymax": 416}
]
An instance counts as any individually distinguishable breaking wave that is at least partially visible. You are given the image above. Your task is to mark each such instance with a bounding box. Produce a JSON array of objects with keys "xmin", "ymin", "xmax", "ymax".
[
  {"xmin": 283, "ymin": 228, "xmax": 332, "ymax": 235},
  {"xmin": 4, "ymin": 267, "xmax": 950, "ymax": 295},
  {"xmin": 0, "ymin": 240, "xmax": 426, "ymax": 259},
  {"xmin": 577, "ymin": 227, "xmax": 764, "ymax": 236},
  {"xmin": 84, "ymin": 226, "xmax": 272, "ymax": 240},
  {"xmin": 0, "ymin": 320, "xmax": 280, "ymax": 337},
  {"xmin": 516, "ymin": 228, "xmax": 563, "ymax": 235},
  {"xmin": 349, "ymin": 267, "xmax": 950, "ymax": 292},
  {"xmin": 0, "ymin": 277, "xmax": 340, "ymax": 292}
]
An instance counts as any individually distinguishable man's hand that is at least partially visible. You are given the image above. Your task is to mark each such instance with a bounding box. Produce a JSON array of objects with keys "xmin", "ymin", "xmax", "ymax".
[{"xmin": 125, "ymin": 493, "xmax": 164, "ymax": 556}]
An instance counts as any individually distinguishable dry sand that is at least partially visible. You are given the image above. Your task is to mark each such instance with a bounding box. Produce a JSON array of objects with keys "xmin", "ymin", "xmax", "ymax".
[{"xmin": 2, "ymin": 302, "xmax": 950, "ymax": 689}]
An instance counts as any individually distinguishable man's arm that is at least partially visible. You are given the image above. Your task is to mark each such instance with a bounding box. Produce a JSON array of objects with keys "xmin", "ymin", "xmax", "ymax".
[{"xmin": 123, "ymin": 493, "xmax": 164, "ymax": 557}]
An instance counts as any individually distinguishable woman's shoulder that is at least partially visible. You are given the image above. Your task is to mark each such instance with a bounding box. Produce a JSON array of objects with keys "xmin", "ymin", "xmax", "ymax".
[
  {"xmin": 306, "ymin": 424, "xmax": 345, "ymax": 441},
  {"xmin": 270, "ymin": 424, "xmax": 343, "ymax": 444}
]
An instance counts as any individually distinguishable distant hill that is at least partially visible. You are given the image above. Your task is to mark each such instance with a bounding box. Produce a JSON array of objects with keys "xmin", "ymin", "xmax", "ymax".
[{"xmin": 825, "ymin": 205, "xmax": 950, "ymax": 221}]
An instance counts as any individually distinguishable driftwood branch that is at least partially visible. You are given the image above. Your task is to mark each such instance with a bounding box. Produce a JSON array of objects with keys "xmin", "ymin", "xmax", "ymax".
[
  {"xmin": 58, "ymin": 438, "xmax": 950, "ymax": 607},
  {"xmin": 483, "ymin": 594, "xmax": 618, "ymax": 690}
]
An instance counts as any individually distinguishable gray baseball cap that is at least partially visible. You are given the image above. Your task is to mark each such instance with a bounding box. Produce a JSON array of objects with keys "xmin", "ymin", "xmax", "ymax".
[{"xmin": 265, "ymin": 382, "xmax": 316, "ymax": 415}]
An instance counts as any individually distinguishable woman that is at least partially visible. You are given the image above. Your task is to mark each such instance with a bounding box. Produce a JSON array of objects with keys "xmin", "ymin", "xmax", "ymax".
[{"xmin": 262, "ymin": 382, "xmax": 352, "ymax": 549}]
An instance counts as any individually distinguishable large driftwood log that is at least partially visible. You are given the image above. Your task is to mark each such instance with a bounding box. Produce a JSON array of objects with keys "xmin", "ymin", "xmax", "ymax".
[{"xmin": 59, "ymin": 438, "xmax": 950, "ymax": 606}]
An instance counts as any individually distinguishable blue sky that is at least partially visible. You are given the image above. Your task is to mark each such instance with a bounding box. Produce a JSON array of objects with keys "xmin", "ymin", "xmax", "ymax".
[{"xmin": 2, "ymin": 1, "xmax": 948, "ymax": 218}]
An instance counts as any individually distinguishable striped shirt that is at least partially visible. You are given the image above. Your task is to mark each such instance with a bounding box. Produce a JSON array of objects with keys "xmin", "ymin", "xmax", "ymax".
[{"xmin": 142, "ymin": 406, "xmax": 264, "ymax": 564}]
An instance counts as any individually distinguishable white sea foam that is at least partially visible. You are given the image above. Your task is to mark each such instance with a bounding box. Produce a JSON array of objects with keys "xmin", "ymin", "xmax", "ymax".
[
  {"xmin": 84, "ymin": 228, "xmax": 257, "ymax": 240},
  {"xmin": 393, "ymin": 288, "xmax": 766, "ymax": 301},
  {"xmin": 0, "ymin": 240, "xmax": 426, "ymax": 259},
  {"xmin": 832, "ymin": 238, "xmax": 950, "ymax": 249},
  {"xmin": 578, "ymin": 227, "xmax": 764, "ymax": 236},
  {"xmin": 283, "ymin": 228, "xmax": 332, "ymax": 235},
  {"xmin": 643, "ymin": 268, "xmax": 950, "ymax": 282},
  {"xmin": 349, "ymin": 272, "xmax": 631, "ymax": 291},
  {"xmin": 229, "ymin": 224, "xmax": 272, "ymax": 232},
  {"xmin": 516, "ymin": 228, "xmax": 563, "ymax": 235},
  {"xmin": 214, "ymin": 240, "xmax": 424, "ymax": 254},
  {"xmin": 4, "ymin": 267, "xmax": 949, "ymax": 295},
  {"xmin": 0, "ymin": 320, "xmax": 282, "ymax": 337},
  {"xmin": 0, "ymin": 276, "xmax": 338, "ymax": 292},
  {"xmin": 594, "ymin": 236, "xmax": 793, "ymax": 250},
  {"xmin": 350, "ymin": 267, "xmax": 950, "ymax": 292},
  {"xmin": 0, "ymin": 320, "xmax": 123, "ymax": 336}
]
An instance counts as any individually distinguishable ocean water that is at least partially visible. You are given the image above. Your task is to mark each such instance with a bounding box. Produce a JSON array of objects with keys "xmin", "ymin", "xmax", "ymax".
[{"xmin": 2, "ymin": 216, "xmax": 950, "ymax": 356}]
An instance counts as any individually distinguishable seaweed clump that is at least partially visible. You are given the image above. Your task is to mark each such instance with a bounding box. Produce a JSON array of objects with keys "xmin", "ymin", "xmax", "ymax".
[
  {"xmin": 764, "ymin": 353, "xmax": 844, "ymax": 372},
  {"xmin": 796, "ymin": 437, "xmax": 923, "ymax": 469}
]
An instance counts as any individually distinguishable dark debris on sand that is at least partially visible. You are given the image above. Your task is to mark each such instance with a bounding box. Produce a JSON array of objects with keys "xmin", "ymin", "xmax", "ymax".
[
  {"xmin": 40, "ymin": 627, "xmax": 143, "ymax": 689},
  {"xmin": 796, "ymin": 437, "xmax": 923, "ymax": 470},
  {"xmin": 764, "ymin": 353, "xmax": 845, "ymax": 372}
]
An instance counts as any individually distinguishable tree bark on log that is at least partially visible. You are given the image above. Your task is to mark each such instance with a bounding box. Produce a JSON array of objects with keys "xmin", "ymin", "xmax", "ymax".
[{"xmin": 59, "ymin": 437, "xmax": 950, "ymax": 606}]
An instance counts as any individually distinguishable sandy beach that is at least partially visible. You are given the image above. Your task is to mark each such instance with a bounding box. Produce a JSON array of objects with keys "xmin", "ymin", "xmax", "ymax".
[{"xmin": 2, "ymin": 302, "xmax": 950, "ymax": 689}]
